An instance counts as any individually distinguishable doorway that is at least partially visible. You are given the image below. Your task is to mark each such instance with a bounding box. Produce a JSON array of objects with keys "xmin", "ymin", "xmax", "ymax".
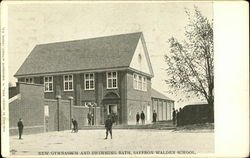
[{"xmin": 104, "ymin": 104, "xmax": 119, "ymax": 124}]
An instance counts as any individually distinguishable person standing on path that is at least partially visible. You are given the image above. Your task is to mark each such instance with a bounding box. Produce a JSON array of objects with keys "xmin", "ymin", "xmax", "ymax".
[
  {"xmin": 140, "ymin": 111, "xmax": 145, "ymax": 125},
  {"xmin": 17, "ymin": 118, "xmax": 24, "ymax": 139},
  {"xmin": 136, "ymin": 112, "xmax": 140, "ymax": 125},
  {"xmin": 87, "ymin": 112, "xmax": 92, "ymax": 126},
  {"xmin": 104, "ymin": 115, "xmax": 113, "ymax": 139},
  {"xmin": 153, "ymin": 110, "xmax": 157, "ymax": 123}
]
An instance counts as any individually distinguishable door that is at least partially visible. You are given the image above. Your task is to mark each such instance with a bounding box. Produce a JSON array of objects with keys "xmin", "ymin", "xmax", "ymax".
[{"xmin": 104, "ymin": 104, "xmax": 118, "ymax": 124}]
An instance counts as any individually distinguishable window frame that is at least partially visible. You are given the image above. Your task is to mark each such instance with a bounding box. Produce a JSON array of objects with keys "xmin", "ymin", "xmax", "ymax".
[
  {"xmin": 142, "ymin": 76, "xmax": 147, "ymax": 91},
  {"xmin": 133, "ymin": 73, "xmax": 147, "ymax": 92},
  {"xmin": 44, "ymin": 76, "xmax": 53, "ymax": 92},
  {"xmin": 84, "ymin": 73, "xmax": 95, "ymax": 90},
  {"xmin": 64, "ymin": 74, "xmax": 74, "ymax": 91},
  {"xmin": 133, "ymin": 74, "xmax": 138, "ymax": 89},
  {"xmin": 24, "ymin": 77, "xmax": 34, "ymax": 84},
  {"xmin": 106, "ymin": 71, "xmax": 118, "ymax": 89}
]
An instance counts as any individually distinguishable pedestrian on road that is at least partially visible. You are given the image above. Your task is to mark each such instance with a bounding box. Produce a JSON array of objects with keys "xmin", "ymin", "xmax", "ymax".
[
  {"xmin": 87, "ymin": 112, "xmax": 92, "ymax": 126},
  {"xmin": 136, "ymin": 112, "xmax": 140, "ymax": 125},
  {"xmin": 104, "ymin": 114, "xmax": 113, "ymax": 139},
  {"xmin": 140, "ymin": 111, "xmax": 145, "ymax": 125},
  {"xmin": 91, "ymin": 113, "xmax": 94, "ymax": 125},
  {"xmin": 74, "ymin": 119, "xmax": 78, "ymax": 133},
  {"xmin": 71, "ymin": 118, "xmax": 75, "ymax": 132},
  {"xmin": 17, "ymin": 118, "xmax": 24, "ymax": 139},
  {"xmin": 153, "ymin": 110, "xmax": 157, "ymax": 123},
  {"xmin": 172, "ymin": 108, "xmax": 176, "ymax": 125}
]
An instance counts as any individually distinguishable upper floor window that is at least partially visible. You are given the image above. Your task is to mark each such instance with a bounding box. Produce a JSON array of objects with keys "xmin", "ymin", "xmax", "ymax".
[
  {"xmin": 107, "ymin": 71, "xmax": 117, "ymax": 89},
  {"xmin": 133, "ymin": 73, "xmax": 147, "ymax": 91},
  {"xmin": 85, "ymin": 73, "xmax": 95, "ymax": 90},
  {"xmin": 133, "ymin": 74, "xmax": 138, "ymax": 89},
  {"xmin": 25, "ymin": 77, "xmax": 33, "ymax": 83},
  {"xmin": 64, "ymin": 75, "xmax": 73, "ymax": 91},
  {"xmin": 44, "ymin": 76, "xmax": 53, "ymax": 92},
  {"xmin": 142, "ymin": 76, "xmax": 147, "ymax": 91}
]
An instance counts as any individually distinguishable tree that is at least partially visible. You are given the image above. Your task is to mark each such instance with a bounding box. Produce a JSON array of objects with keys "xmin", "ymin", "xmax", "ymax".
[{"xmin": 165, "ymin": 7, "xmax": 214, "ymax": 106}]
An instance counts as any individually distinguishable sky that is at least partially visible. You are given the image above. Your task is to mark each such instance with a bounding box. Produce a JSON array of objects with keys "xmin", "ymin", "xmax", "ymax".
[{"xmin": 7, "ymin": 1, "xmax": 213, "ymax": 108}]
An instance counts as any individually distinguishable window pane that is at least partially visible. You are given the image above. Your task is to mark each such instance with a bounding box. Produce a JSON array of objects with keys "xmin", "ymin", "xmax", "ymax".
[
  {"xmin": 69, "ymin": 82, "xmax": 73, "ymax": 90},
  {"xmin": 30, "ymin": 78, "xmax": 33, "ymax": 83},
  {"xmin": 90, "ymin": 81, "xmax": 94, "ymax": 88},
  {"xmin": 45, "ymin": 83, "xmax": 48, "ymax": 91},
  {"xmin": 112, "ymin": 72, "xmax": 116, "ymax": 77},
  {"xmin": 108, "ymin": 79, "xmax": 112, "ymax": 88},
  {"xmin": 65, "ymin": 82, "xmax": 68, "ymax": 90},
  {"xmin": 49, "ymin": 83, "xmax": 53, "ymax": 91},
  {"xmin": 49, "ymin": 77, "xmax": 52, "ymax": 82},
  {"xmin": 86, "ymin": 81, "xmax": 89, "ymax": 89},
  {"xmin": 45, "ymin": 77, "xmax": 48, "ymax": 82},
  {"xmin": 85, "ymin": 74, "xmax": 89, "ymax": 80},
  {"xmin": 90, "ymin": 73, "xmax": 93, "ymax": 79},
  {"xmin": 26, "ymin": 78, "xmax": 29, "ymax": 82},
  {"xmin": 113, "ymin": 79, "xmax": 117, "ymax": 87},
  {"xmin": 108, "ymin": 72, "xmax": 111, "ymax": 78},
  {"xmin": 69, "ymin": 75, "xmax": 72, "ymax": 81},
  {"xmin": 65, "ymin": 75, "xmax": 68, "ymax": 81}
]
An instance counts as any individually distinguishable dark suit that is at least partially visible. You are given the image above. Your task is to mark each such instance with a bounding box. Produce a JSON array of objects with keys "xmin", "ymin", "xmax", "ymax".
[
  {"xmin": 17, "ymin": 120, "xmax": 24, "ymax": 139},
  {"xmin": 140, "ymin": 112, "xmax": 145, "ymax": 124},
  {"xmin": 153, "ymin": 112, "xmax": 157, "ymax": 123},
  {"xmin": 136, "ymin": 114, "xmax": 140, "ymax": 124},
  {"xmin": 105, "ymin": 118, "xmax": 113, "ymax": 139}
]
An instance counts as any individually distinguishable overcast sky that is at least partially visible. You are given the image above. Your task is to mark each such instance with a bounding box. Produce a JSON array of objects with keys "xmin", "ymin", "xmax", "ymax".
[{"xmin": 7, "ymin": 2, "xmax": 213, "ymax": 108}]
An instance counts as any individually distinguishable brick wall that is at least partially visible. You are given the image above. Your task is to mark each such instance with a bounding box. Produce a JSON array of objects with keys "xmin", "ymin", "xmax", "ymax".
[
  {"xmin": 9, "ymin": 83, "xmax": 44, "ymax": 135},
  {"xmin": 126, "ymin": 71, "xmax": 152, "ymax": 124},
  {"xmin": 44, "ymin": 99, "xmax": 71, "ymax": 132}
]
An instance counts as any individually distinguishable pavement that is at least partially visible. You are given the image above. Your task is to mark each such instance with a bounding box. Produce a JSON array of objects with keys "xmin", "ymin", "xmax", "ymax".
[{"xmin": 10, "ymin": 129, "xmax": 214, "ymax": 156}]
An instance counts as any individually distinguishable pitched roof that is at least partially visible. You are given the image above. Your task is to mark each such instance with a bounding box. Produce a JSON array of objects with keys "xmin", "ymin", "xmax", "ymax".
[
  {"xmin": 151, "ymin": 88, "xmax": 174, "ymax": 101},
  {"xmin": 15, "ymin": 32, "xmax": 144, "ymax": 77}
]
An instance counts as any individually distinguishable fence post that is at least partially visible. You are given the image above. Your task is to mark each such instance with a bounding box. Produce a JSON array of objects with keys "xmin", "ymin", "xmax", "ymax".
[
  {"xmin": 68, "ymin": 96, "xmax": 74, "ymax": 129},
  {"xmin": 56, "ymin": 95, "xmax": 61, "ymax": 131}
]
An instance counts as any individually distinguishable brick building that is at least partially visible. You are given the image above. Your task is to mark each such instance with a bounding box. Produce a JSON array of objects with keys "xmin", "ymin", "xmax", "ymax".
[{"xmin": 14, "ymin": 32, "xmax": 174, "ymax": 126}]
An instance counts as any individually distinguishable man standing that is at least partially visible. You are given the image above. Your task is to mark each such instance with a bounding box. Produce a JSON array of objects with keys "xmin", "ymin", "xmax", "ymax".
[
  {"xmin": 140, "ymin": 111, "xmax": 145, "ymax": 125},
  {"xmin": 87, "ymin": 112, "xmax": 91, "ymax": 126},
  {"xmin": 104, "ymin": 115, "xmax": 113, "ymax": 139},
  {"xmin": 74, "ymin": 119, "xmax": 78, "ymax": 133},
  {"xmin": 71, "ymin": 118, "xmax": 75, "ymax": 132},
  {"xmin": 153, "ymin": 110, "xmax": 157, "ymax": 123},
  {"xmin": 17, "ymin": 118, "xmax": 24, "ymax": 139},
  {"xmin": 136, "ymin": 112, "xmax": 140, "ymax": 125},
  {"xmin": 172, "ymin": 108, "xmax": 176, "ymax": 125}
]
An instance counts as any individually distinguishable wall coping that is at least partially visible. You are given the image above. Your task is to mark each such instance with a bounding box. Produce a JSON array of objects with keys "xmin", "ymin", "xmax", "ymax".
[{"xmin": 18, "ymin": 82, "xmax": 44, "ymax": 87}]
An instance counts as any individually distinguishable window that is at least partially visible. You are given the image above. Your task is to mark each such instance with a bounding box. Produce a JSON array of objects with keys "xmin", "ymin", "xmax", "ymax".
[
  {"xmin": 138, "ymin": 76, "xmax": 142, "ymax": 90},
  {"xmin": 85, "ymin": 73, "xmax": 95, "ymax": 90},
  {"xmin": 25, "ymin": 77, "xmax": 33, "ymax": 83},
  {"xmin": 133, "ymin": 74, "xmax": 138, "ymax": 89},
  {"xmin": 44, "ymin": 76, "xmax": 53, "ymax": 92},
  {"xmin": 64, "ymin": 75, "xmax": 73, "ymax": 91},
  {"xmin": 107, "ymin": 71, "xmax": 117, "ymax": 89},
  {"xmin": 133, "ymin": 73, "xmax": 147, "ymax": 91},
  {"xmin": 142, "ymin": 77, "xmax": 147, "ymax": 91}
]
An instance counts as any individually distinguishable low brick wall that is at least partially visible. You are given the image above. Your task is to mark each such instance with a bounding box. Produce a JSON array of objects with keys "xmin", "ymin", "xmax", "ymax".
[
  {"xmin": 9, "ymin": 126, "xmax": 44, "ymax": 136},
  {"xmin": 73, "ymin": 106, "xmax": 101, "ymax": 129}
]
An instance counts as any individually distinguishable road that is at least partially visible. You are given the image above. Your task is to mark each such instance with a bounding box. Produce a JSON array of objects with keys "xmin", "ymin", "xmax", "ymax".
[{"xmin": 10, "ymin": 129, "xmax": 214, "ymax": 156}]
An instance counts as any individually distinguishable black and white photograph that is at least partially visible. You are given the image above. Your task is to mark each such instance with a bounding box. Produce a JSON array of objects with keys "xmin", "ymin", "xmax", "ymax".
[{"xmin": 1, "ymin": 1, "xmax": 249, "ymax": 157}]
